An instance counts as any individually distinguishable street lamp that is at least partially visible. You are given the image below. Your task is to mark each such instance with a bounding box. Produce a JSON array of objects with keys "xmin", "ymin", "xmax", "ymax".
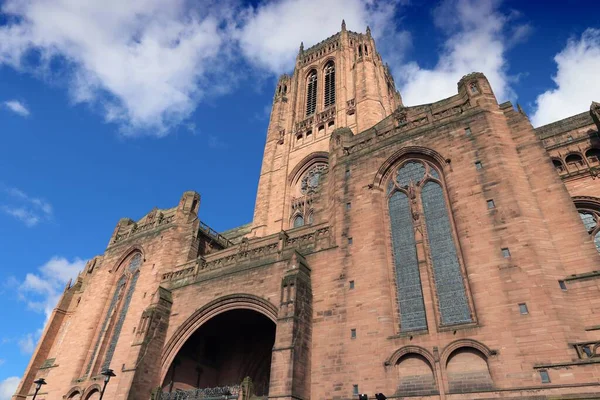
[
  {"xmin": 32, "ymin": 378, "xmax": 46, "ymax": 400},
  {"xmin": 99, "ymin": 369, "xmax": 116, "ymax": 400}
]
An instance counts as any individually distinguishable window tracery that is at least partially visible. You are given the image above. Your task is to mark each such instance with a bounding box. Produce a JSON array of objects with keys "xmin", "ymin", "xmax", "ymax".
[
  {"xmin": 387, "ymin": 159, "xmax": 472, "ymax": 331},
  {"xmin": 291, "ymin": 162, "xmax": 328, "ymax": 228}
]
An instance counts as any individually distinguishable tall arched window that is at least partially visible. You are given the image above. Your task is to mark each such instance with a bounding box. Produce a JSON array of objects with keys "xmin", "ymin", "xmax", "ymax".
[
  {"xmin": 324, "ymin": 61, "xmax": 335, "ymax": 108},
  {"xmin": 306, "ymin": 70, "xmax": 317, "ymax": 116},
  {"xmin": 387, "ymin": 160, "xmax": 472, "ymax": 331},
  {"xmin": 85, "ymin": 253, "xmax": 142, "ymax": 375}
]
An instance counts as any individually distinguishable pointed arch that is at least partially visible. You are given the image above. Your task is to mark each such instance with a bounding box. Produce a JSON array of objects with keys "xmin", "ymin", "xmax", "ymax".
[
  {"xmin": 373, "ymin": 146, "xmax": 448, "ymax": 189},
  {"xmin": 288, "ymin": 152, "xmax": 329, "ymax": 185},
  {"xmin": 111, "ymin": 244, "xmax": 145, "ymax": 273},
  {"xmin": 160, "ymin": 294, "xmax": 278, "ymax": 383}
]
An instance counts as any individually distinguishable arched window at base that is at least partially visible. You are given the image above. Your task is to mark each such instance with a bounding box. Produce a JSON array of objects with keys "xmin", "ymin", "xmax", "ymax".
[{"xmin": 446, "ymin": 348, "xmax": 493, "ymax": 393}]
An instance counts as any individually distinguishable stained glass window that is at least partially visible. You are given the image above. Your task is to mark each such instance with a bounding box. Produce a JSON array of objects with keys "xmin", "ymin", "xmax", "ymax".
[
  {"xmin": 293, "ymin": 215, "xmax": 304, "ymax": 228},
  {"xmin": 102, "ymin": 271, "xmax": 140, "ymax": 370},
  {"xmin": 388, "ymin": 160, "xmax": 472, "ymax": 330},
  {"xmin": 577, "ymin": 208, "xmax": 600, "ymax": 253},
  {"xmin": 85, "ymin": 275, "xmax": 126, "ymax": 375},
  {"xmin": 396, "ymin": 161, "xmax": 425, "ymax": 188},
  {"xmin": 421, "ymin": 181, "xmax": 472, "ymax": 325},
  {"xmin": 389, "ymin": 191, "xmax": 427, "ymax": 331}
]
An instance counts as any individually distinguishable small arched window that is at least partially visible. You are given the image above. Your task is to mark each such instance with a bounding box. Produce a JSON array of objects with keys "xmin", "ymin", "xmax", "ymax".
[
  {"xmin": 364, "ymin": 44, "xmax": 368, "ymax": 56},
  {"xmin": 306, "ymin": 70, "xmax": 317, "ymax": 116},
  {"xmin": 324, "ymin": 61, "xmax": 335, "ymax": 108},
  {"xmin": 586, "ymin": 148, "xmax": 600, "ymax": 164},
  {"xmin": 552, "ymin": 159, "xmax": 565, "ymax": 172},
  {"xmin": 565, "ymin": 153, "xmax": 584, "ymax": 167},
  {"xmin": 293, "ymin": 215, "xmax": 304, "ymax": 228},
  {"xmin": 358, "ymin": 45, "xmax": 363, "ymax": 57}
]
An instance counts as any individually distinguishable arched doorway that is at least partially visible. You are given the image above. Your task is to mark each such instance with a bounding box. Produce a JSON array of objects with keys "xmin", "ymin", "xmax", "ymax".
[{"xmin": 162, "ymin": 309, "xmax": 276, "ymax": 397}]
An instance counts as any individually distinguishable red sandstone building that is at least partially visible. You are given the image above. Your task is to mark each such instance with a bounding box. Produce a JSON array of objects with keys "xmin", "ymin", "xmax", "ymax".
[{"xmin": 13, "ymin": 24, "xmax": 600, "ymax": 400}]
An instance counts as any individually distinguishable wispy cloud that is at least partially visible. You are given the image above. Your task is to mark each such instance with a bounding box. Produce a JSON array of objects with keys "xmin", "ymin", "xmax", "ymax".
[
  {"xmin": 3, "ymin": 100, "xmax": 30, "ymax": 117},
  {"xmin": 0, "ymin": 186, "xmax": 53, "ymax": 227},
  {"xmin": 0, "ymin": 377, "xmax": 20, "ymax": 400},
  {"xmin": 531, "ymin": 28, "xmax": 600, "ymax": 127},
  {"xmin": 18, "ymin": 256, "xmax": 85, "ymax": 318},
  {"xmin": 394, "ymin": 0, "xmax": 530, "ymax": 106},
  {"xmin": 17, "ymin": 334, "xmax": 35, "ymax": 354}
]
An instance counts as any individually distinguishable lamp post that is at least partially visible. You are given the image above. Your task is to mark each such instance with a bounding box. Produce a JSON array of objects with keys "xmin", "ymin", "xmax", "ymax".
[
  {"xmin": 99, "ymin": 369, "xmax": 116, "ymax": 400},
  {"xmin": 32, "ymin": 378, "xmax": 46, "ymax": 400}
]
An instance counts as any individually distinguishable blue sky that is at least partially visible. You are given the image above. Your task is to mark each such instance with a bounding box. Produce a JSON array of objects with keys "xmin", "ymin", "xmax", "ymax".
[{"xmin": 0, "ymin": 0, "xmax": 598, "ymax": 396}]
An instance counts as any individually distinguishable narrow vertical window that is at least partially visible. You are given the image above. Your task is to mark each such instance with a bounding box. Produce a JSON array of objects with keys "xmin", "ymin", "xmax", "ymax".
[
  {"xmin": 306, "ymin": 70, "xmax": 317, "ymax": 116},
  {"xmin": 421, "ymin": 181, "xmax": 472, "ymax": 325},
  {"xmin": 389, "ymin": 190, "xmax": 427, "ymax": 332},
  {"xmin": 324, "ymin": 61, "xmax": 335, "ymax": 108}
]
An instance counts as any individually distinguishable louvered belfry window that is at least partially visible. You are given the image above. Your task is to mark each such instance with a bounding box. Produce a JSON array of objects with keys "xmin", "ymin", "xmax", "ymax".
[
  {"xmin": 387, "ymin": 160, "xmax": 472, "ymax": 331},
  {"xmin": 306, "ymin": 70, "xmax": 317, "ymax": 116},
  {"xmin": 324, "ymin": 62, "xmax": 335, "ymax": 108}
]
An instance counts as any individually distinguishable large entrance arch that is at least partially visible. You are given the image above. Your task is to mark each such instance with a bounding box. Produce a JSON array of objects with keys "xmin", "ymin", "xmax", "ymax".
[{"xmin": 160, "ymin": 295, "xmax": 279, "ymax": 398}]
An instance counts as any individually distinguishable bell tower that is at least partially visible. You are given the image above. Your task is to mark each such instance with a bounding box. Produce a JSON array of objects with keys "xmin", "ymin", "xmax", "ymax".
[{"xmin": 251, "ymin": 22, "xmax": 402, "ymax": 237}]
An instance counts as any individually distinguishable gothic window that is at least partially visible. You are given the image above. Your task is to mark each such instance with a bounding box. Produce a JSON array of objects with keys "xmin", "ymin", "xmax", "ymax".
[
  {"xmin": 306, "ymin": 70, "xmax": 317, "ymax": 116},
  {"xmin": 85, "ymin": 253, "xmax": 142, "ymax": 375},
  {"xmin": 577, "ymin": 207, "xmax": 600, "ymax": 253},
  {"xmin": 324, "ymin": 61, "xmax": 335, "ymax": 108},
  {"xmin": 387, "ymin": 160, "xmax": 472, "ymax": 331},
  {"xmin": 293, "ymin": 215, "xmax": 304, "ymax": 228}
]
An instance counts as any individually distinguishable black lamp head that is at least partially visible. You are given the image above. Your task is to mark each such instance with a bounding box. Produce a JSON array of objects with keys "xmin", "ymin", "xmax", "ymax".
[
  {"xmin": 358, "ymin": 394, "xmax": 368, "ymax": 400},
  {"xmin": 33, "ymin": 378, "xmax": 47, "ymax": 390},
  {"xmin": 101, "ymin": 368, "xmax": 116, "ymax": 382},
  {"xmin": 375, "ymin": 394, "xmax": 387, "ymax": 400}
]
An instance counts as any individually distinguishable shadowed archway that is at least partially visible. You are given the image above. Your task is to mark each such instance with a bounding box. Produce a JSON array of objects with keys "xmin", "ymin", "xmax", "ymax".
[{"xmin": 161, "ymin": 309, "xmax": 276, "ymax": 397}]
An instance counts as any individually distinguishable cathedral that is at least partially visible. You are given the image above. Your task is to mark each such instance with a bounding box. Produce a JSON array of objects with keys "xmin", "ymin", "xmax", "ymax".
[{"xmin": 13, "ymin": 22, "xmax": 600, "ymax": 400}]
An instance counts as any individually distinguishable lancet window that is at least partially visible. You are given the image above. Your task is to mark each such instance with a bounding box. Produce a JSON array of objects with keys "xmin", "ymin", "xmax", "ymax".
[
  {"xmin": 324, "ymin": 61, "xmax": 335, "ymax": 108},
  {"xmin": 85, "ymin": 253, "xmax": 142, "ymax": 375},
  {"xmin": 387, "ymin": 159, "xmax": 472, "ymax": 332},
  {"xmin": 306, "ymin": 70, "xmax": 317, "ymax": 116}
]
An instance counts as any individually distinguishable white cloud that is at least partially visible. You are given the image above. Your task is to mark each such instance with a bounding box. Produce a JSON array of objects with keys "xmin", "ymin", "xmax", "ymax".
[
  {"xmin": 395, "ymin": 0, "xmax": 528, "ymax": 106},
  {"xmin": 18, "ymin": 334, "xmax": 35, "ymax": 354},
  {"xmin": 237, "ymin": 0, "xmax": 406, "ymax": 75},
  {"xmin": 0, "ymin": 377, "xmax": 20, "ymax": 400},
  {"xmin": 0, "ymin": 186, "xmax": 53, "ymax": 227},
  {"xmin": 0, "ymin": 0, "xmax": 236, "ymax": 135},
  {"xmin": 531, "ymin": 28, "xmax": 600, "ymax": 127},
  {"xmin": 3, "ymin": 100, "xmax": 30, "ymax": 117},
  {"xmin": 19, "ymin": 256, "xmax": 86, "ymax": 318}
]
